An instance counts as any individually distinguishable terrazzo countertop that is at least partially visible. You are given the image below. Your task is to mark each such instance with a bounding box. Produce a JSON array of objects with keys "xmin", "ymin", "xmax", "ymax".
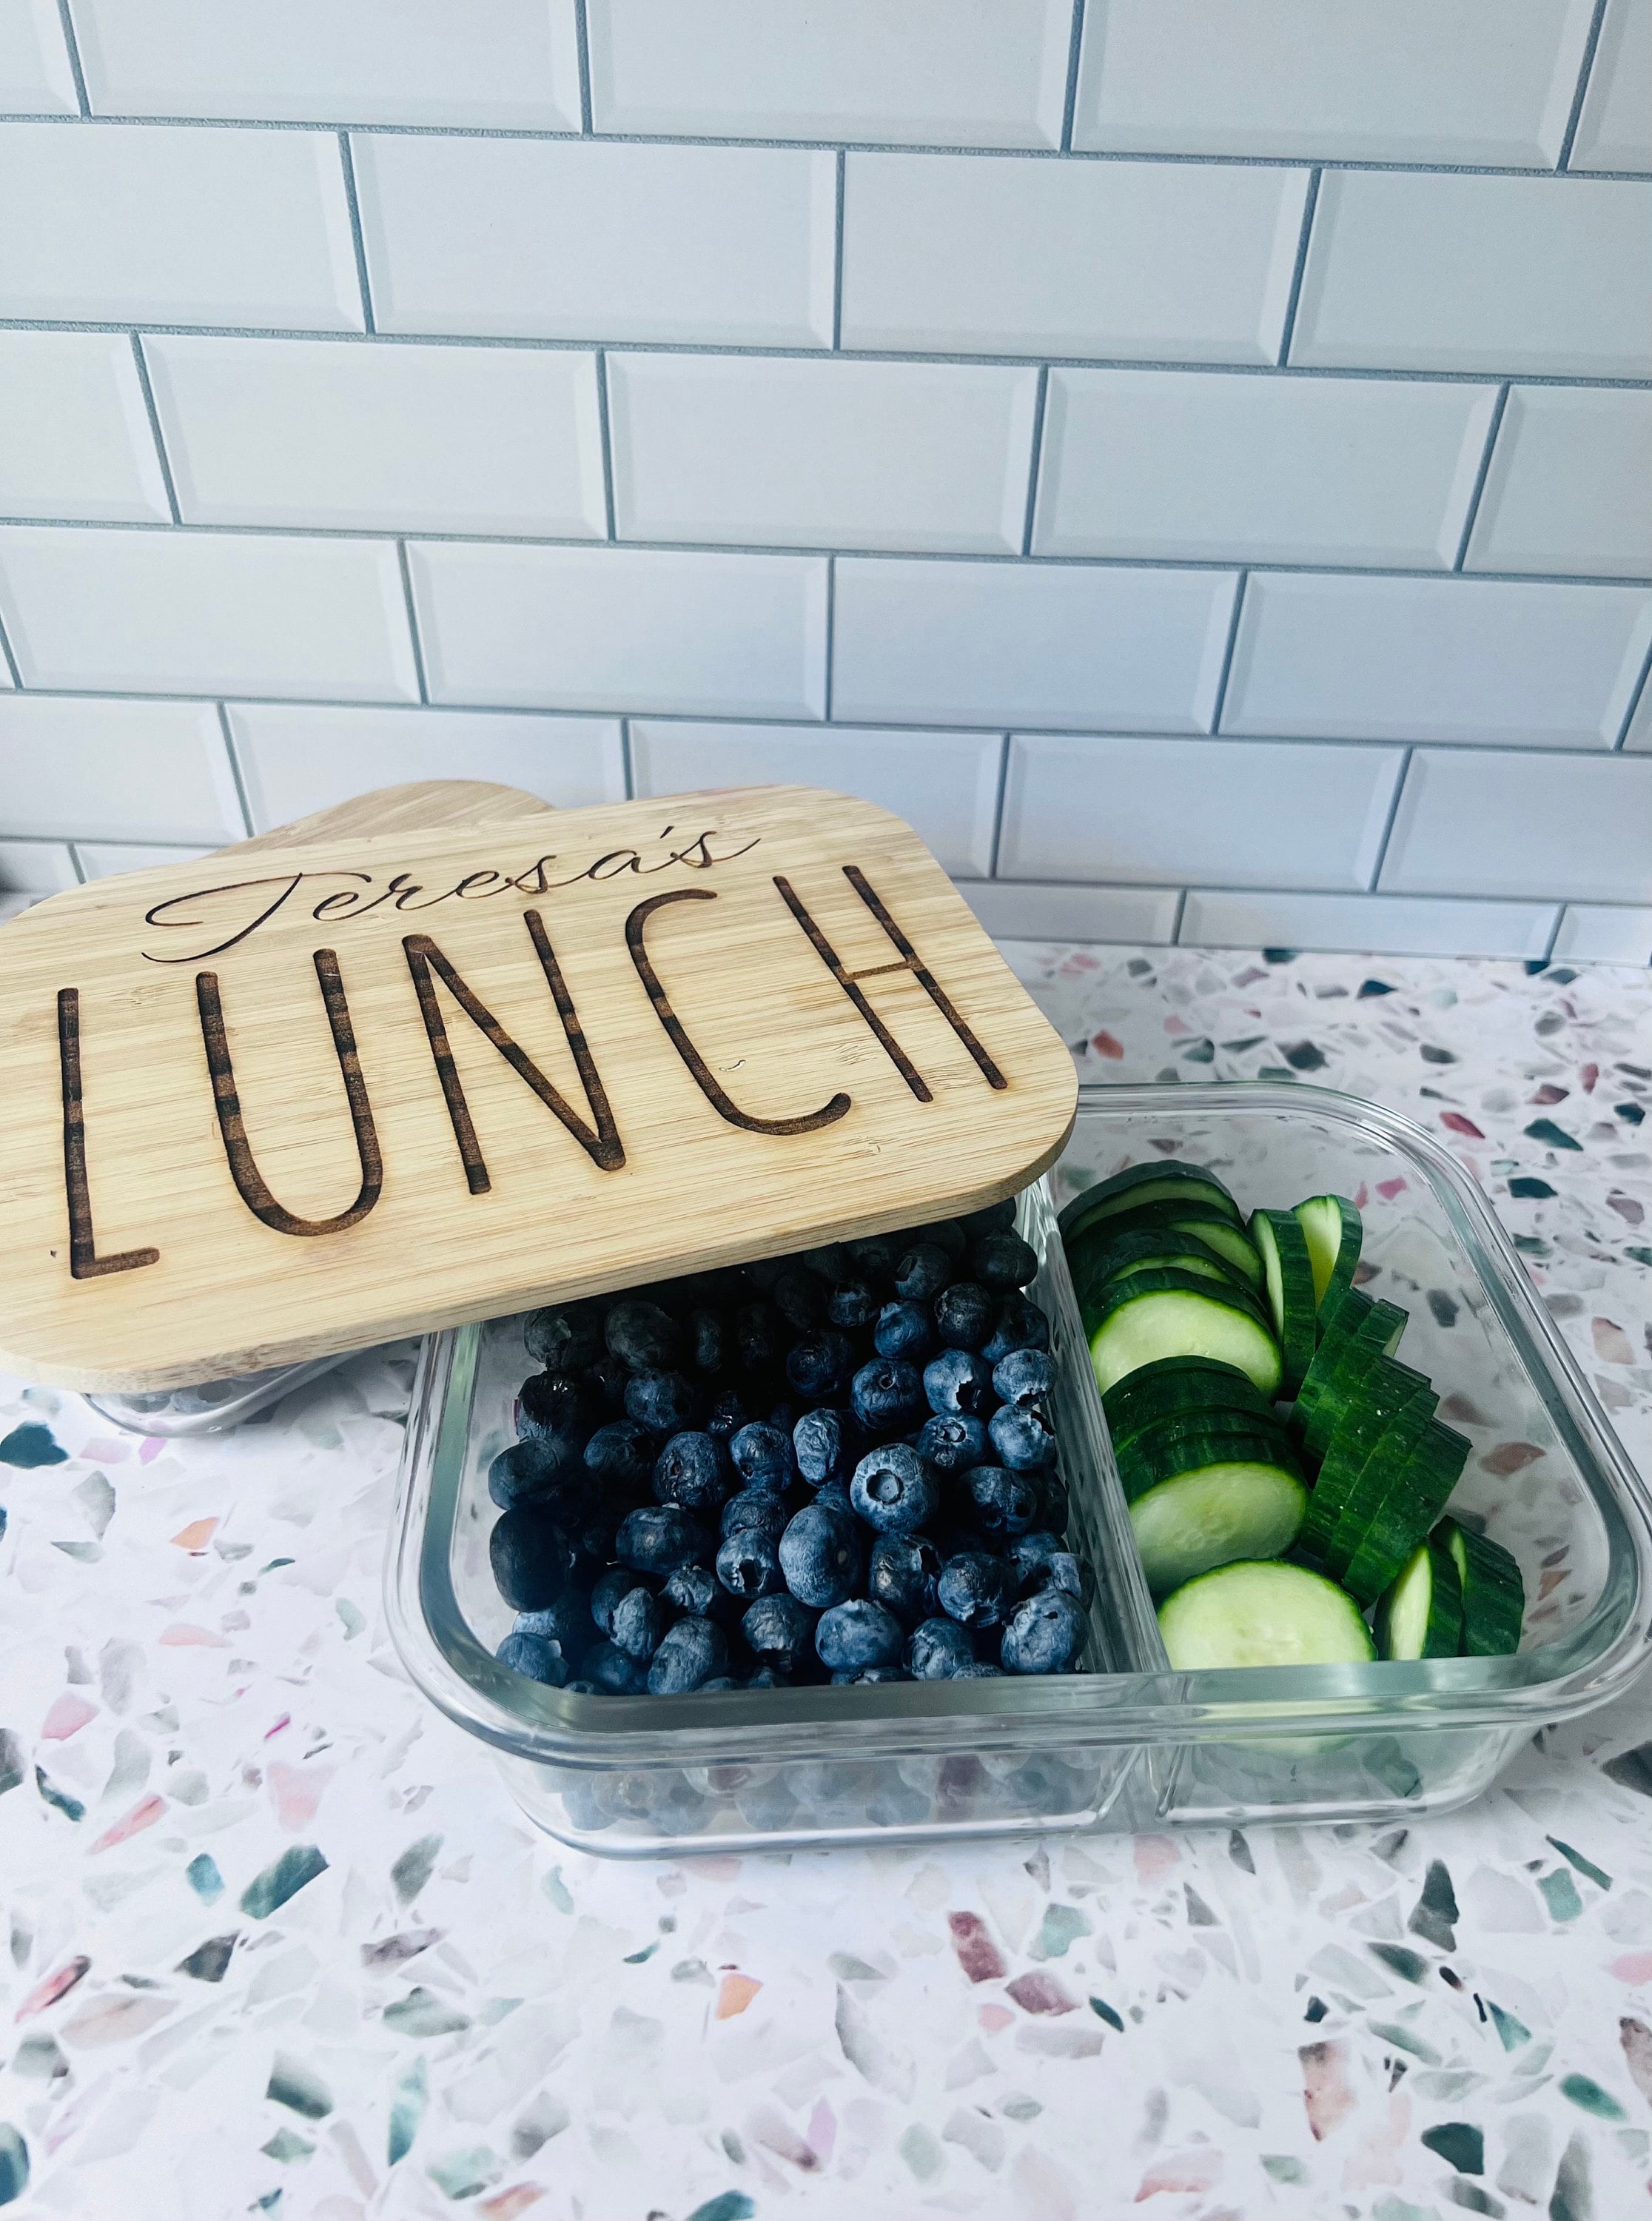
[{"xmin": 2, "ymin": 942, "xmax": 1651, "ymax": 2221}]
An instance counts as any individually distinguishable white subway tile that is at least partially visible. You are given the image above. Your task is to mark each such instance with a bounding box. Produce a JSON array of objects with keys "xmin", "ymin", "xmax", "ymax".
[
  {"xmin": 0, "ymin": 527, "xmax": 420, "ymax": 700},
  {"xmin": 588, "ymin": 0, "xmax": 1071, "ymax": 147},
  {"xmin": 0, "ymin": 331, "xmax": 171, "ymax": 523},
  {"xmin": 72, "ymin": 0, "xmax": 582, "ymax": 128},
  {"xmin": 629, "ymin": 720, "xmax": 1002, "ymax": 878},
  {"xmin": 355, "ymin": 136, "xmax": 835, "ymax": 348},
  {"xmin": 1552, "ymin": 903, "xmax": 1652, "ymax": 961},
  {"xmin": 1381, "ymin": 748, "xmax": 1652, "ymax": 902},
  {"xmin": 1224, "ymin": 574, "xmax": 1652, "ymax": 748},
  {"xmin": 1466, "ymin": 387, "xmax": 1652, "ymax": 580},
  {"xmin": 0, "ymin": 0, "xmax": 78, "ymax": 111},
  {"xmin": 833, "ymin": 560, "xmax": 1238, "ymax": 733},
  {"xmin": 609, "ymin": 355, "xmax": 1039, "ymax": 556},
  {"xmin": 409, "ymin": 543, "xmax": 827, "ymax": 720},
  {"xmin": 1035, "ymin": 369, "xmax": 1494, "ymax": 567},
  {"xmin": 961, "ymin": 880, "xmax": 1181, "ymax": 945},
  {"xmin": 842, "ymin": 153, "xmax": 1308, "ymax": 364},
  {"xmin": 1073, "ymin": 0, "xmax": 1594, "ymax": 165},
  {"xmin": 1179, "ymin": 888, "xmax": 1557, "ymax": 959},
  {"xmin": 0, "ymin": 122, "xmax": 363, "ymax": 329},
  {"xmin": 0, "ymin": 694, "xmax": 241, "ymax": 842},
  {"xmin": 999, "ymin": 735, "xmax": 1403, "ymax": 890},
  {"xmin": 1292, "ymin": 171, "xmax": 1652, "ymax": 377},
  {"xmin": 0, "ymin": 837, "xmax": 78, "ymax": 892},
  {"xmin": 227, "ymin": 703, "xmax": 626, "ymax": 829},
  {"xmin": 1571, "ymin": 0, "xmax": 1652, "ymax": 172},
  {"xmin": 73, "ymin": 840, "xmax": 215, "ymax": 879},
  {"xmin": 145, "ymin": 337, "xmax": 605, "ymax": 538}
]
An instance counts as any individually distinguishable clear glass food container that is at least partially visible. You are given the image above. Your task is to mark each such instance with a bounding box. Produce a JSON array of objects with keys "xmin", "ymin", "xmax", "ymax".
[
  {"xmin": 383, "ymin": 1082, "xmax": 1652, "ymax": 1857},
  {"xmin": 84, "ymin": 1356, "xmax": 344, "ymax": 1436}
]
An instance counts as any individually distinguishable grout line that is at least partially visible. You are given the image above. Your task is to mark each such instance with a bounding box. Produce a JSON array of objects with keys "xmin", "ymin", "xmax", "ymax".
[
  {"xmin": 0, "ymin": 602, "xmax": 22, "ymax": 689},
  {"xmin": 54, "ymin": 0, "xmax": 90, "ymax": 115},
  {"xmin": 1539, "ymin": 905, "xmax": 1566, "ymax": 963},
  {"xmin": 1206, "ymin": 572, "xmax": 1249, "ymax": 734},
  {"xmin": 1275, "ymin": 168, "xmax": 1322, "ymax": 367},
  {"xmin": 395, "ymin": 540, "xmax": 430, "ymax": 703},
  {"xmin": 987, "ymin": 733, "xmax": 1011, "ymax": 877},
  {"xmin": 215, "ymin": 703, "xmax": 257, "ymax": 835},
  {"xmin": 620, "ymin": 715, "xmax": 635, "ymax": 799},
  {"xmin": 1613, "ymin": 632, "xmax": 1652, "ymax": 750},
  {"xmin": 594, "ymin": 349, "xmax": 618, "ymax": 540},
  {"xmin": 822, "ymin": 556, "xmax": 836, "ymax": 722},
  {"xmin": 1170, "ymin": 889, "xmax": 1189, "ymax": 943},
  {"xmin": 1021, "ymin": 366, "xmax": 1050, "ymax": 558},
  {"xmin": 338, "ymin": 133, "xmax": 377, "ymax": 334},
  {"xmin": 1366, "ymin": 746, "xmax": 1413, "ymax": 891},
  {"xmin": 1558, "ymin": 0, "xmax": 1611, "ymax": 171},
  {"xmin": 1060, "ymin": 0, "xmax": 1087, "ymax": 155},
  {"xmin": 129, "ymin": 335, "xmax": 183, "ymax": 525},
  {"xmin": 574, "ymin": 0, "xmax": 594, "ymax": 135},
  {"xmin": 67, "ymin": 842, "xmax": 92, "ymax": 882},
  {"xmin": 1452, "ymin": 381, "xmax": 1510, "ymax": 571},
  {"xmin": 832, "ymin": 150, "xmax": 847, "ymax": 352},
  {"xmin": 1, "ymin": 315, "xmax": 1650, "ymax": 395}
]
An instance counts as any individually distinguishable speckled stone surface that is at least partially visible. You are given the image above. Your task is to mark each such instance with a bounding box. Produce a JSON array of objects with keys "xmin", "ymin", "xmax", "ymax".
[{"xmin": 1, "ymin": 944, "xmax": 1650, "ymax": 2221}]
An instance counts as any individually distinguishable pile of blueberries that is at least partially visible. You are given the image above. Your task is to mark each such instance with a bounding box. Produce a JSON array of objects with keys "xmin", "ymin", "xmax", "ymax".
[{"xmin": 486, "ymin": 1199, "xmax": 1092, "ymax": 1696}]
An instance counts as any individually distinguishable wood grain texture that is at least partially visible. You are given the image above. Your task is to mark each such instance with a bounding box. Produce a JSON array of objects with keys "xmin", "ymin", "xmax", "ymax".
[
  {"xmin": 0, "ymin": 785, "xmax": 1077, "ymax": 1390},
  {"xmin": 224, "ymin": 778, "xmax": 559, "ymax": 856}
]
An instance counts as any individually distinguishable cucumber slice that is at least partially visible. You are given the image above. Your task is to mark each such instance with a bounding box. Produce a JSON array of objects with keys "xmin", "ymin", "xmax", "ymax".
[
  {"xmin": 1118, "ymin": 1418, "xmax": 1299, "ymax": 1504},
  {"xmin": 1101, "ymin": 1357, "xmax": 1276, "ymax": 1447},
  {"xmin": 1166, "ymin": 1213, "xmax": 1265, "ymax": 1291},
  {"xmin": 1158, "ymin": 1559, "xmax": 1377, "ymax": 1671},
  {"xmin": 1086, "ymin": 1282, "xmax": 1283, "ymax": 1398},
  {"xmin": 1068, "ymin": 1199, "xmax": 1262, "ymax": 1289},
  {"xmin": 1132, "ymin": 1464, "xmax": 1308, "ymax": 1597},
  {"xmin": 1060, "ymin": 1163, "xmax": 1242, "ymax": 1246},
  {"xmin": 1073, "ymin": 1226, "xmax": 1252, "ymax": 1294},
  {"xmin": 1374, "ymin": 1536, "xmax": 1463, "ymax": 1660},
  {"xmin": 1299, "ymin": 1360, "xmax": 1437, "ymax": 1572},
  {"xmin": 1299, "ymin": 1300, "xmax": 1409, "ymax": 1459},
  {"xmin": 1083, "ymin": 1265, "xmax": 1272, "ymax": 1334},
  {"xmin": 1339, "ymin": 1421, "xmax": 1472, "ymax": 1606},
  {"xmin": 1294, "ymin": 1193, "xmax": 1363, "ymax": 1315},
  {"xmin": 1293, "ymin": 1285, "xmax": 1374, "ymax": 1424},
  {"xmin": 1437, "ymin": 1518, "xmax": 1525, "ymax": 1657},
  {"xmin": 1250, "ymin": 1208, "xmax": 1317, "ymax": 1399}
]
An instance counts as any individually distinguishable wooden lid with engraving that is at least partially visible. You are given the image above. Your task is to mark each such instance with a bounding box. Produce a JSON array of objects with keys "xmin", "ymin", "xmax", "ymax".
[{"xmin": 0, "ymin": 785, "xmax": 1077, "ymax": 1390}]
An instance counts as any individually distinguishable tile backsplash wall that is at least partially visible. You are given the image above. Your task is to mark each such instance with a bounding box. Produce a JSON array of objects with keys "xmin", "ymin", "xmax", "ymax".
[{"xmin": 1, "ymin": 0, "xmax": 1651, "ymax": 964}]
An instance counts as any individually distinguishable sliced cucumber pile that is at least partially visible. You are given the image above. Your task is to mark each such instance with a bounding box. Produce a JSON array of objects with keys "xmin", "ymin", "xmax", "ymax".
[{"xmin": 1061, "ymin": 1158, "xmax": 1527, "ymax": 1669}]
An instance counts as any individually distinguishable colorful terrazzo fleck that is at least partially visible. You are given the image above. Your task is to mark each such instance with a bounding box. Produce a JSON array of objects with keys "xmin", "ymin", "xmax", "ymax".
[{"xmin": 0, "ymin": 944, "xmax": 1648, "ymax": 2218}]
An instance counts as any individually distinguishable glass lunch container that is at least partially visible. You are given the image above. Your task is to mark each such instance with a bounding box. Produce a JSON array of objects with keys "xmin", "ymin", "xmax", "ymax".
[
  {"xmin": 84, "ymin": 1356, "xmax": 346, "ymax": 1436},
  {"xmin": 384, "ymin": 1082, "xmax": 1652, "ymax": 1857}
]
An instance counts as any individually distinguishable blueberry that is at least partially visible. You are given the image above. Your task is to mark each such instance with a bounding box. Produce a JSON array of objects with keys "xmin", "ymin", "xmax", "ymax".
[
  {"xmin": 914, "ymin": 1218, "xmax": 967, "ymax": 1262},
  {"xmin": 605, "ymin": 1299, "xmax": 682, "ymax": 1370},
  {"xmin": 802, "ymin": 1242, "xmax": 854, "ymax": 1284},
  {"xmin": 488, "ymin": 1507, "xmax": 577, "ymax": 1611},
  {"xmin": 937, "ymin": 1551, "xmax": 1015, "ymax": 1629},
  {"xmin": 1006, "ymin": 1530, "xmax": 1064, "ymax": 1595},
  {"xmin": 647, "ymin": 1614, "xmax": 728, "ymax": 1695},
  {"xmin": 816, "ymin": 1598, "xmax": 903, "ymax": 1672},
  {"xmin": 611, "ymin": 1584, "xmax": 667, "ymax": 1661},
  {"xmin": 953, "ymin": 1661, "xmax": 1005, "ymax": 1678},
  {"xmin": 1001, "ymin": 1589, "xmax": 1087, "ymax": 1674},
  {"xmin": 661, "ymin": 1562, "xmax": 727, "ymax": 1622},
  {"xmin": 514, "ymin": 1589, "xmax": 592, "ymax": 1660},
  {"xmin": 488, "ymin": 1436, "xmax": 582, "ymax": 1513},
  {"xmin": 767, "ymin": 1396, "xmax": 799, "ymax": 1435},
  {"xmin": 786, "ymin": 1328, "xmax": 855, "ymax": 1399},
  {"xmin": 688, "ymin": 1307, "xmax": 731, "ymax": 1375},
  {"xmin": 892, "ymin": 1242, "xmax": 952, "ymax": 1302},
  {"xmin": 971, "ymin": 1230, "xmax": 1038, "ymax": 1290},
  {"xmin": 742, "ymin": 1592, "xmax": 816, "ymax": 1675},
  {"xmin": 867, "ymin": 1533, "xmax": 941, "ymax": 1627},
  {"xmin": 525, "ymin": 1302, "xmax": 605, "ymax": 1371},
  {"xmin": 922, "ymin": 1348, "xmax": 995, "ymax": 1418},
  {"xmin": 583, "ymin": 1419, "xmax": 657, "ymax": 1491},
  {"xmin": 813, "ymin": 1478, "xmax": 853, "ymax": 1517},
  {"xmin": 850, "ymin": 1444, "xmax": 940, "ymax": 1535},
  {"xmin": 704, "ymin": 1386, "xmax": 752, "ymax": 1444},
  {"xmin": 584, "ymin": 1639, "xmax": 651, "ymax": 1693},
  {"xmin": 699, "ymin": 1675, "xmax": 742, "ymax": 1692},
  {"xmin": 496, "ymin": 1630, "xmax": 573, "ymax": 1686},
  {"xmin": 590, "ymin": 1564, "xmax": 654, "ymax": 1635},
  {"xmin": 745, "ymin": 1666, "xmax": 792, "ymax": 1689},
  {"xmin": 793, "ymin": 1407, "xmax": 850, "ymax": 1487},
  {"xmin": 716, "ymin": 1527, "xmax": 785, "ymax": 1599},
  {"xmin": 778, "ymin": 1503, "xmax": 862, "ymax": 1609},
  {"xmin": 1043, "ymin": 1551, "xmax": 1090, "ymax": 1604},
  {"xmin": 583, "ymin": 1352, "xmax": 632, "ymax": 1413},
  {"xmin": 906, "ymin": 1616, "xmax": 978, "ymax": 1679},
  {"xmin": 830, "ymin": 1664, "xmax": 913, "ymax": 1684},
  {"xmin": 719, "ymin": 1487, "xmax": 791, "ymax": 1543},
  {"xmin": 742, "ymin": 1256, "xmax": 783, "ymax": 1290},
  {"xmin": 873, "ymin": 1301, "xmax": 934, "ymax": 1362},
  {"xmin": 575, "ymin": 1504, "xmax": 625, "ymax": 1564},
  {"xmin": 981, "ymin": 1294, "xmax": 1051, "ymax": 1364},
  {"xmin": 915, "ymin": 1412, "xmax": 990, "ymax": 1478},
  {"xmin": 733, "ymin": 1302, "xmax": 784, "ymax": 1374},
  {"xmin": 625, "ymin": 1369, "xmax": 700, "ymax": 1436},
  {"xmin": 614, "ymin": 1506, "xmax": 711, "ymax": 1577},
  {"xmin": 771, "ymin": 1265, "xmax": 825, "ymax": 1330},
  {"xmin": 517, "ymin": 1368, "xmax": 593, "ymax": 1444},
  {"xmin": 827, "ymin": 1282, "xmax": 879, "ymax": 1331},
  {"xmin": 961, "ymin": 1464, "xmax": 1041, "ymax": 1540},
  {"xmin": 989, "ymin": 1405, "xmax": 1058, "ymax": 1474},
  {"xmin": 847, "ymin": 1235, "xmax": 900, "ymax": 1281},
  {"xmin": 730, "ymin": 1421, "xmax": 795, "ymax": 1488},
  {"xmin": 993, "ymin": 1347, "xmax": 1054, "ymax": 1410},
  {"xmin": 652, "ymin": 1430, "xmax": 731, "ymax": 1514},
  {"xmin": 961, "ymin": 1199, "xmax": 1017, "ymax": 1239},
  {"xmin": 1040, "ymin": 1473, "xmax": 1071, "ymax": 1535},
  {"xmin": 935, "ymin": 1282, "xmax": 996, "ymax": 1352},
  {"xmin": 850, "ymin": 1358, "xmax": 927, "ymax": 1436}
]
